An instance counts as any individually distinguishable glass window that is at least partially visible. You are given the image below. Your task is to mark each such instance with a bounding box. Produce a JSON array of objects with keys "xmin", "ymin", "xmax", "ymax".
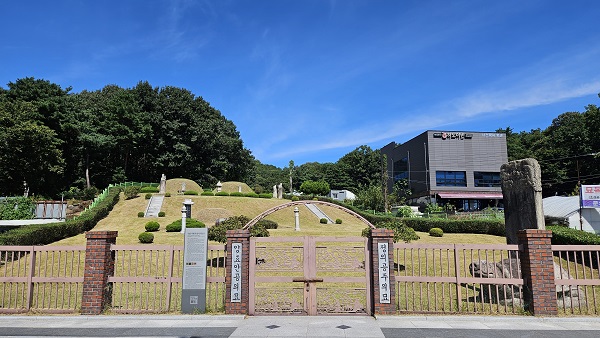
[
  {"xmin": 393, "ymin": 157, "xmax": 408, "ymax": 181},
  {"xmin": 436, "ymin": 171, "xmax": 466, "ymax": 187},
  {"xmin": 474, "ymin": 172, "xmax": 501, "ymax": 187}
]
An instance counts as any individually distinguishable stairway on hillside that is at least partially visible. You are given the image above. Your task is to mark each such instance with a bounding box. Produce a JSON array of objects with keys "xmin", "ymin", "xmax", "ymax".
[
  {"xmin": 305, "ymin": 203, "xmax": 334, "ymax": 224},
  {"xmin": 145, "ymin": 195, "xmax": 164, "ymax": 217}
]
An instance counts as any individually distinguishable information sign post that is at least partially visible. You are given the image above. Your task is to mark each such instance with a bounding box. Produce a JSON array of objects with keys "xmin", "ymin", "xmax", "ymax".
[{"xmin": 181, "ymin": 227, "xmax": 208, "ymax": 313}]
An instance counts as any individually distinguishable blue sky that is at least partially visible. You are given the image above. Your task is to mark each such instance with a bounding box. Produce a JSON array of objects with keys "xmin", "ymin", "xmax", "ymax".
[{"xmin": 2, "ymin": 1, "xmax": 600, "ymax": 168}]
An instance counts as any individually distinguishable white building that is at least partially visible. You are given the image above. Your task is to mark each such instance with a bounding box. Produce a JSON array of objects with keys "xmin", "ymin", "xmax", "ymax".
[
  {"xmin": 543, "ymin": 196, "xmax": 600, "ymax": 234},
  {"xmin": 329, "ymin": 190, "xmax": 356, "ymax": 201}
]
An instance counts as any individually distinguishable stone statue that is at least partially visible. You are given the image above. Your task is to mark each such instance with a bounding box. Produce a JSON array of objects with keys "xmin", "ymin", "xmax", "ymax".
[
  {"xmin": 180, "ymin": 182, "xmax": 186, "ymax": 195},
  {"xmin": 470, "ymin": 258, "xmax": 583, "ymax": 308},
  {"xmin": 159, "ymin": 174, "xmax": 167, "ymax": 194},
  {"xmin": 500, "ymin": 158, "xmax": 545, "ymax": 244},
  {"xmin": 273, "ymin": 185, "xmax": 277, "ymax": 198},
  {"xmin": 277, "ymin": 183, "xmax": 283, "ymax": 199}
]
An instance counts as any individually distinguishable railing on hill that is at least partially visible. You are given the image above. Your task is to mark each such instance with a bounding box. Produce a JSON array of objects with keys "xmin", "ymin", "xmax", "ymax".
[{"xmin": 76, "ymin": 182, "xmax": 158, "ymax": 218}]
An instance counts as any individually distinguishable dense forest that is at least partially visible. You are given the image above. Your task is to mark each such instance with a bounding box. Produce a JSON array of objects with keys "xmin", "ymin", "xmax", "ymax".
[
  {"xmin": 0, "ymin": 78, "xmax": 383, "ymax": 198},
  {"xmin": 1, "ymin": 77, "xmax": 598, "ymax": 199},
  {"xmin": 498, "ymin": 95, "xmax": 600, "ymax": 197}
]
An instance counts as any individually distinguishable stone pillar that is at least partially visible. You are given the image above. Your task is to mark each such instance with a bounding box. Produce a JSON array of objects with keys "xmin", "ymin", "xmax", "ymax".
[
  {"xmin": 518, "ymin": 229, "xmax": 557, "ymax": 316},
  {"xmin": 371, "ymin": 228, "xmax": 396, "ymax": 315},
  {"xmin": 294, "ymin": 207, "xmax": 300, "ymax": 231},
  {"xmin": 225, "ymin": 229, "xmax": 250, "ymax": 314},
  {"xmin": 501, "ymin": 158, "xmax": 545, "ymax": 244},
  {"xmin": 81, "ymin": 231, "xmax": 118, "ymax": 315}
]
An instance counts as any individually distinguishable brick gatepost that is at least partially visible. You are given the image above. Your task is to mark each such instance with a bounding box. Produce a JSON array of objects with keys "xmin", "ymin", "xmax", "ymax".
[
  {"xmin": 371, "ymin": 228, "xmax": 396, "ymax": 315},
  {"xmin": 225, "ymin": 229, "xmax": 250, "ymax": 314},
  {"xmin": 81, "ymin": 231, "xmax": 118, "ymax": 315},
  {"xmin": 518, "ymin": 229, "xmax": 557, "ymax": 316}
]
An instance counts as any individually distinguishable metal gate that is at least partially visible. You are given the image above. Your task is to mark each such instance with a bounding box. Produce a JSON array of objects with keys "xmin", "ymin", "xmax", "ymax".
[{"xmin": 249, "ymin": 236, "xmax": 371, "ymax": 315}]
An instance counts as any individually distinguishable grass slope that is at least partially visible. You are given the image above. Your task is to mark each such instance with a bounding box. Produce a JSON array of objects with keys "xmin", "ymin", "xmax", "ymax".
[{"xmin": 50, "ymin": 194, "xmax": 505, "ymax": 246}]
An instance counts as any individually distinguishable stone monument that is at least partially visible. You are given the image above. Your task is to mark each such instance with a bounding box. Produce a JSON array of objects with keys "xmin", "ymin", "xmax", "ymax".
[
  {"xmin": 500, "ymin": 158, "xmax": 545, "ymax": 245},
  {"xmin": 159, "ymin": 174, "xmax": 167, "ymax": 194},
  {"xmin": 277, "ymin": 183, "xmax": 283, "ymax": 199},
  {"xmin": 216, "ymin": 181, "xmax": 222, "ymax": 193},
  {"xmin": 273, "ymin": 185, "xmax": 277, "ymax": 198},
  {"xmin": 180, "ymin": 182, "xmax": 186, "ymax": 195}
]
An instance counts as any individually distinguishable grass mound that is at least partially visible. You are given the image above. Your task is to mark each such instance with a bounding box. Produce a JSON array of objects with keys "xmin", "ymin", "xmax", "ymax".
[{"xmin": 165, "ymin": 178, "xmax": 203, "ymax": 195}]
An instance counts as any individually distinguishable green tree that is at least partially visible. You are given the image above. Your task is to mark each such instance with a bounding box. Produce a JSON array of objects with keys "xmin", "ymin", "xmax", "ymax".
[
  {"xmin": 0, "ymin": 100, "xmax": 65, "ymax": 195},
  {"xmin": 299, "ymin": 180, "xmax": 330, "ymax": 196},
  {"xmin": 336, "ymin": 145, "xmax": 381, "ymax": 192},
  {"xmin": 355, "ymin": 185, "xmax": 385, "ymax": 212}
]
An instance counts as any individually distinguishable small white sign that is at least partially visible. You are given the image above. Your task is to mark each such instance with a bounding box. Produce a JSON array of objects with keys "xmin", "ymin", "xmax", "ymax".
[
  {"xmin": 189, "ymin": 296, "xmax": 198, "ymax": 305},
  {"xmin": 230, "ymin": 242, "xmax": 242, "ymax": 303},
  {"xmin": 378, "ymin": 242, "xmax": 391, "ymax": 304}
]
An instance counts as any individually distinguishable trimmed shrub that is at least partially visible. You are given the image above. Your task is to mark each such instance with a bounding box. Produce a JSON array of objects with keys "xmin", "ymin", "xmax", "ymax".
[
  {"xmin": 165, "ymin": 218, "xmax": 205, "ymax": 232},
  {"xmin": 258, "ymin": 193, "xmax": 272, "ymax": 199},
  {"xmin": 548, "ymin": 225, "xmax": 600, "ymax": 245},
  {"xmin": 140, "ymin": 186, "xmax": 159, "ymax": 193},
  {"xmin": 362, "ymin": 219, "xmax": 420, "ymax": 243},
  {"xmin": 335, "ymin": 219, "xmax": 343, "ymax": 224},
  {"xmin": 216, "ymin": 191, "xmax": 229, "ymax": 196},
  {"xmin": 244, "ymin": 192, "xmax": 259, "ymax": 198},
  {"xmin": 403, "ymin": 218, "xmax": 505, "ymax": 236},
  {"xmin": 166, "ymin": 223, "xmax": 181, "ymax": 232},
  {"xmin": 291, "ymin": 196, "xmax": 299, "ymax": 201},
  {"xmin": 138, "ymin": 232, "xmax": 154, "ymax": 243},
  {"xmin": 230, "ymin": 192, "xmax": 244, "ymax": 197},
  {"xmin": 145, "ymin": 221, "xmax": 160, "ymax": 232},
  {"xmin": 429, "ymin": 227, "xmax": 444, "ymax": 237},
  {"xmin": 208, "ymin": 215, "xmax": 269, "ymax": 243},
  {"xmin": 184, "ymin": 190, "xmax": 199, "ymax": 195},
  {"xmin": 0, "ymin": 187, "xmax": 121, "ymax": 246},
  {"xmin": 320, "ymin": 218, "xmax": 328, "ymax": 224},
  {"xmin": 158, "ymin": 211, "xmax": 165, "ymax": 217},
  {"xmin": 201, "ymin": 191, "xmax": 215, "ymax": 196},
  {"xmin": 124, "ymin": 186, "xmax": 141, "ymax": 199},
  {"xmin": 137, "ymin": 211, "xmax": 145, "ymax": 217},
  {"xmin": 165, "ymin": 192, "xmax": 171, "ymax": 197},
  {"xmin": 145, "ymin": 193, "xmax": 152, "ymax": 200},
  {"xmin": 257, "ymin": 219, "xmax": 278, "ymax": 229}
]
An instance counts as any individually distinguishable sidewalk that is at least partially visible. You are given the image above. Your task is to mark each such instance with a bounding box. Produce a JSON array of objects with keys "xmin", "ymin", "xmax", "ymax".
[{"xmin": 1, "ymin": 315, "xmax": 600, "ymax": 337}]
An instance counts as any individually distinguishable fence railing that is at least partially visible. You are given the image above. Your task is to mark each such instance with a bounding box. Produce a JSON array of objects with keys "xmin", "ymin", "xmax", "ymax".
[
  {"xmin": 110, "ymin": 244, "xmax": 226, "ymax": 313},
  {"xmin": 0, "ymin": 245, "xmax": 85, "ymax": 313},
  {"xmin": 1, "ymin": 244, "xmax": 225, "ymax": 314},
  {"xmin": 552, "ymin": 245, "xmax": 600, "ymax": 315},
  {"xmin": 77, "ymin": 182, "xmax": 158, "ymax": 218},
  {"xmin": 393, "ymin": 243, "xmax": 523, "ymax": 314}
]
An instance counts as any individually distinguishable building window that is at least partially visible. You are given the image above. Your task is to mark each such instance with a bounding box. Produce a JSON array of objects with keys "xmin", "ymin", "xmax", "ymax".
[
  {"xmin": 393, "ymin": 157, "xmax": 408, "ymax": 181},
  {"xmin": 436, "ymin": 171, "xmax": 466, "ymax": 187},
  {"xmin": 474, "ymin": 172, "xmax": 501, "ymax": 187}
]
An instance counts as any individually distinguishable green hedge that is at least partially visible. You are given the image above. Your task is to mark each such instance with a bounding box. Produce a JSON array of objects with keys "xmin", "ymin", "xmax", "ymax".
[
  {"xmin": 230, "ymin": 192, "xmax": 244, "ymax": 197},
  {"xmin": 548, "ymin": 225, "xmax": 600, "ymax": 245},
  {"xmin": 0, "ymin": 187, "xmax": 121, "ymax": 245},
  {"xmin": 402, "ymin": 218, "xmax": 505, "ymax": 236},
  {"xmin": 184, "ymin": 190, "xmax": 199, "ymax": 195},
  {"xmin": 140, "ymin": 186, "xmax": 159, "ymax": 193},
  {"xmin": 215, "ymin": 192, "xmax": 229, "ymax": 196},
  {"xmin": 201, "ymin": 191, "xmax": 215, "ymax": 196}
]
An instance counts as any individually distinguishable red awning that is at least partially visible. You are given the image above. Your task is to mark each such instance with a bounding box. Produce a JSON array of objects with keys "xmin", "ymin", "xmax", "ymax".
[{"xmin": 436, "ymin": 192, "xmax": 503, "ymax": 199}]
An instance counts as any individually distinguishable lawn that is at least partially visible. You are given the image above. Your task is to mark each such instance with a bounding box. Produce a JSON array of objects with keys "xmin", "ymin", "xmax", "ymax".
[{"xmin": 51, "ymin": 191, "xmax": 507, "ymax": 246}]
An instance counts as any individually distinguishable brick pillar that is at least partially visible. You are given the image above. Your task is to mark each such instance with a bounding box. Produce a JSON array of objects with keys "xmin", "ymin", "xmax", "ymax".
[
  {"xmin": 371, "ymin": 228, "xmax": 396, "ymax": 315},
  {"xmin": 225, "ymin": 229, "xmax": 250, "ymax": 314},
  {"xmin": 81, "ymin": 231, "xmax": 118, "ymax": 315},
  {"xmin": 518, "ymin": 229, "xmax": 557, "ymax": 316}
]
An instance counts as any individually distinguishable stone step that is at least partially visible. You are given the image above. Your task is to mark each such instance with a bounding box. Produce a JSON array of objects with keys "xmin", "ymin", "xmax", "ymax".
[
  {"xmin": 305, "ymin": 203, "xmax": 333, "ymax": 224},
  {"xmin": 145, "ymin": 195, "xmax": 165, "ymax": 217}
]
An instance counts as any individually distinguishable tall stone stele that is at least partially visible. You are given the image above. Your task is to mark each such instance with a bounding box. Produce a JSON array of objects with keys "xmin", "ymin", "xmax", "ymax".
[{"xmin": 500, "ymin": 158, "xmax": 545, "ymax": 244}]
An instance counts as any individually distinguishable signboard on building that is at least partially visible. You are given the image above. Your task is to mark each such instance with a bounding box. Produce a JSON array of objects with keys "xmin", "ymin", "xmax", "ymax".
[
  {"xmin": 581, "ymin": 185, "xmax": 600, "ymax": 208},
  {"xmin": 181, "ymin": 227, "xmax": 208, "ymax": 313},
  {"xmin": 432, "ymin": 132, "xmax": 473, "ymax": 140}
]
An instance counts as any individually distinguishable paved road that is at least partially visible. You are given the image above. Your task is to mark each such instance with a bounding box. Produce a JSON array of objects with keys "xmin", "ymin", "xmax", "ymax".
[{"xmin": 1, "ymin": 315, "xmax": 600, "ymax": 338}]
